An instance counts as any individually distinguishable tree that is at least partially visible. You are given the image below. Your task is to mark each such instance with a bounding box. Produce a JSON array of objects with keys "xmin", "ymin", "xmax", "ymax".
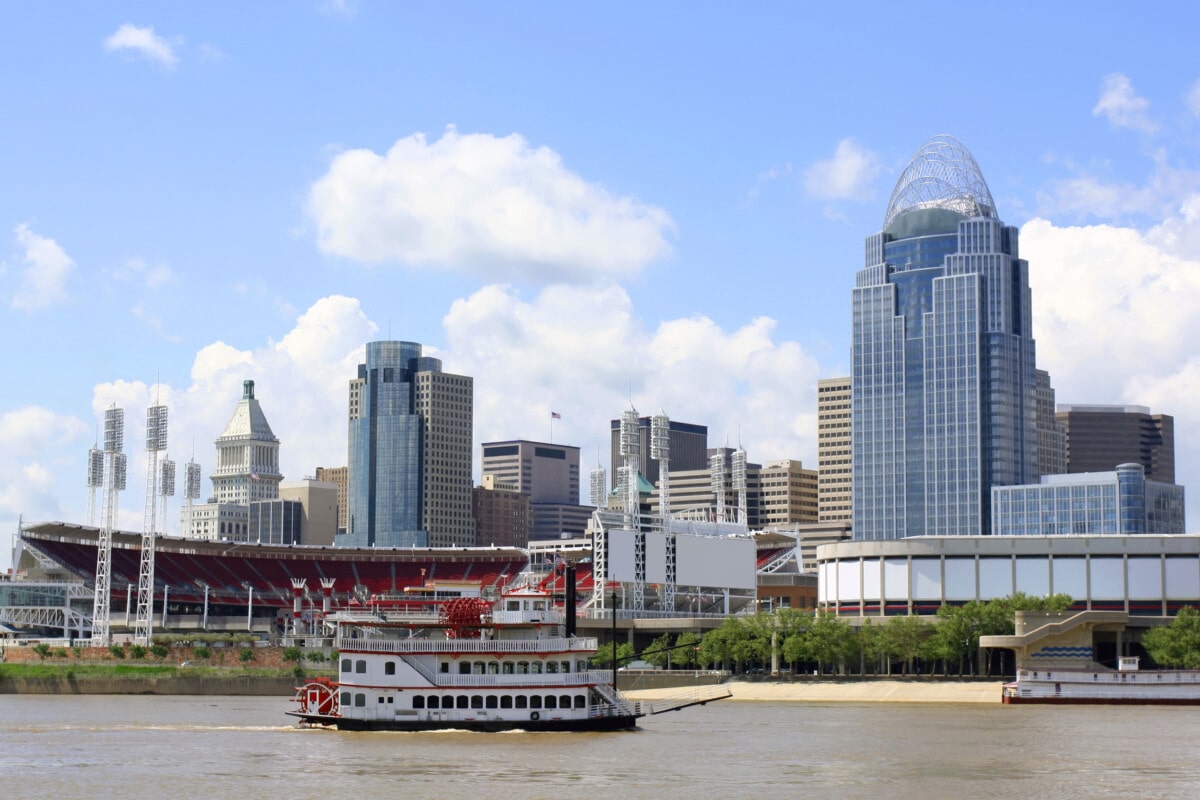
[
  {"xmin": 797, "ymin": 611, "xmax": 857, "ymax": 675},
  {"xmin": 590, "ymin": 641, "xmax": 635, "ymax": 669},
  {"xmin": 641, "ymin": 633, "xmax": 675, "ymax": 669},
  {"xmin": 880, "ymin": 615, "xmax": 935, "ymax": 675},
  {"xmin": 674, "ymin": 631, "xmax": 701, "ymax": 669},
  {"xmin": 1142, "ymin": 606, "xmax": 1200, "ymax": 668}
]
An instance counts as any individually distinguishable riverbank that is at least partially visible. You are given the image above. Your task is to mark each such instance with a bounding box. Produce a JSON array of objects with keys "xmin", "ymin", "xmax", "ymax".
[
  {"xmin": 0, "ymin": 663, "xmax": 310, "ymax": 695},
  {"xmin": 626, "ymin": 679, "xmax": 1005, "ymax": 704}
]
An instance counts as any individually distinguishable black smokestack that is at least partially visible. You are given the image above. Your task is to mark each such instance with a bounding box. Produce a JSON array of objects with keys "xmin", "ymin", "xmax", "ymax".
[{"xmin": 565, "ymin": 565, "xmax": 577, "ymax": 637}]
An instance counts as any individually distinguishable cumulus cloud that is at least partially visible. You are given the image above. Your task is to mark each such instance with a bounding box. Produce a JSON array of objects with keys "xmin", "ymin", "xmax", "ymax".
[
  {"xmin": 445, "ymin": 284, "xmax": 821, "ymax": 471},
  {"xmin": 113, "ymin": 257, "xmax": 172, "ymax": 288},
  {"xmin": 1023, "ymin": 214, "xmax": 1200, "ymax": 510},
  {"xmin": 803, "ymin": 138, "xmax": 882, "ymax": 200},
  {"xmin": 10, "ymin": 224, "xmax": 74, "ymax": 310},
  {"xmin": 1036, "ymin": 150, "xmax": 1200, "ymax": 223},
  {"xmin": 1092, "ymin": 72, "xmax": 1156, "ymax": 134},
  {"xmin": 102, "ymin": 23, "xmax": 179, "ymax": 68},
  {"xmin": 307, "ymin": 127, "xmax": 676, "ymax": 283},
  {"xmin": 0, "ymin": 407, "xmax": 89, "ymax": 544}
]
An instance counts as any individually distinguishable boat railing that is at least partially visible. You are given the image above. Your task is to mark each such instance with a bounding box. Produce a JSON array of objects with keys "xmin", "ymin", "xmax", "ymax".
[
  {"xmin": 1017, "ymin": 667, "xmax": 1200, "ymax": 685},
  {"xmin": 370, "ymin": 669, "xmax": 616, "ymax": 690},
  {"xmin": 337, "ymin": 636, "xmax": 599, "ymax": 655}
]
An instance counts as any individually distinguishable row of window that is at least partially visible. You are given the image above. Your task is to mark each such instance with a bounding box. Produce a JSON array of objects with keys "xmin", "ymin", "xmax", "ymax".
[
  {"xmin": 340, "ymin": 691, "xmax": 587, "ymax": 711},
  {"xmin": 341, "ymin": 658, "xmax": 589, "ymax": 675}
]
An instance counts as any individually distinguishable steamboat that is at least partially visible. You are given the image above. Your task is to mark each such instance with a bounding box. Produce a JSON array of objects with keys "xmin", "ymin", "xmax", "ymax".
[{"xmin": 290, "ymin": 576, "xmax": 729, "ymax": 731}]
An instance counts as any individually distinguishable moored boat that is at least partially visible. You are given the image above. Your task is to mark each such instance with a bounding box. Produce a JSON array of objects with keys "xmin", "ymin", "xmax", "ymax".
[{"xmin": 1002, "ymin": 657, "xmax": 1200, "ymax": 705}]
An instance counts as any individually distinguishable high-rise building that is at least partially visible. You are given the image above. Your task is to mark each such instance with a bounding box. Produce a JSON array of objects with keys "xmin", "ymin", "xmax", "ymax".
[
  {"xmin": 472, "ymin": 475, "xmax": 531, "ymax": 548},
  {"xmin": 759, "ymin": 459, "xmax": 818, "ymax": 526},
  {"xmin": 851, "ymin": 136, "xmax": 1038, "ymax": 539},
  {"xmin": 314, "ymin": 466, "xmax": 348, "ymax": 533},
  {"xmin": 210, "ymin": 380, "xmax": 282, "ymax": 505},
  {"xmin": 181, "ymin": 379, "xmax": 283, "ymax": 541},
  {"xmin": 817, "ymin": 377, "xmax": 852, "ymax": 522},
  {"xmin": 343, "ymin": 341, "xmax": 474, "ymax": 548},
  {"xmin": 480, "ymin": 440, "xmax": 592, "ymax": 540},
  {"xmin": 609, "ymin": 417, "xmax": 707, "ymax": 490},
  {"xmin": 1035, "ymin": 369, "xmax": 1067, "ymax": 477},
  {"xmin": 1056, "ymin": 404, "xmax": 1175, "ymax": 483}
]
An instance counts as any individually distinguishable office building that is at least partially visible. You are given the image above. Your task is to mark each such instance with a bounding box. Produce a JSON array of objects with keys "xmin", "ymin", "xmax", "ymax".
[
  {"xmin": 1035, "ymin": 370, "xmax": 1067, "ymax": 477},
  {"xmin": 314, "ymin": 466, "xmax": 348, "ymax": 534},
  {"xmin": 817, "ymin": 377, "xmax": 852, "ymax": 522},
  {"xmin": 343, "ymin": 341, "xmax": 474, "ymax": 549},
  {"xmin": 472, "ymin": 475, "xmax": 532, "ymax": 548},
  {"xmin": 759, "ymin": 459, "xmax": 818, "ymax": 526},
  {"xmin": 1057, "ymin": 405, "xmax": 1174, "ymax": 483},
  {"xmin": 992, "ymin": 463, "xmax": 1185, "ymax": 536},
  {"xmin": 609, "ymin": 416, "xmax": 707, "ymax": 490},
  {"xmin": 851, "ymin": 135, "xmax": 1038, "ymax": 539},
  {"xmin": 279, "ymin": 478, "xmax": 339, "ymax": 545},
  {"xmin": 480, "ymin": 440, "xmax": 593, "ymax": 540},
  {"xmin": 649, "ymin": 448, "xmax": 762, "ymax": 528}
]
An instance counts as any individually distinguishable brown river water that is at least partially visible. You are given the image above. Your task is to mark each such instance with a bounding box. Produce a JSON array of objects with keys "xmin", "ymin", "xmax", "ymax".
[{"xmin": 2, "ymin": 694, "xmax": 1198, "ymax": 799}]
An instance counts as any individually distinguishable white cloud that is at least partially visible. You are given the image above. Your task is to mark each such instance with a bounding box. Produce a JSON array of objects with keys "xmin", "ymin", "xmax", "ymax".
[
  {"xmin": 1023, "ymin": 215, "xmax": 1200, "ymax": 516},
  {"xmin": 0, "ymin": 408, "xmax": 89, "ymax": 546},
  {"xmin": 445, "ymin": 284, "xmax": 821, "ymax": 472},
  {"xmin": 1092, "ymin": 72, "xmax": 1156, "ymax": 134},
  {"xmin": 1036, "ymin": 149, "xmax": 1200, "ymax": 223},
  {"xmin": 113, "ymin": 257, "xmax": 172, "ymax": 288},
  {"xmin": 307, "ymin": 127, "xmax": 676, "ymax": 283},
  {"xmin": 803, "ymin": 139, "xmax": 882, "ymax": 201},
  {"xmin": 11, "ymin": 224, "xmax": 74, "ymax": 310},
  {"xmin": 103, "ymin": 24, "xmax": 178, "ymax": 68}
]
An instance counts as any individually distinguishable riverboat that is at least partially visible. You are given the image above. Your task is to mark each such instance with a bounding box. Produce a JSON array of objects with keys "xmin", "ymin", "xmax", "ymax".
[
  {"xmin": 289, "ymin": 578, "xmax": 728, "ymax": 731},
  {"xmin": 1002, "ymin": 657, "xmax": 1200, "ymax": 705}
]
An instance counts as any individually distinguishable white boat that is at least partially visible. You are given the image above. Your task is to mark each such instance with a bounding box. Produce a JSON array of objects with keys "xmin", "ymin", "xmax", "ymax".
[
  {"xmin": 289, "ymin": 579, "xmax": 729, "ymax": 731},
  {"xmin": 1002, "ymin": 657, "xmax": 1200, "ymax": 705}
]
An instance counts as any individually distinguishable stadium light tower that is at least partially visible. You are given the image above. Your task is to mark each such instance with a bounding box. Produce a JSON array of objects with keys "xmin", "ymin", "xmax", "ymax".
[
  {"xmin": 732, "ymin": 446, "xmax": 748, "ymax": 527},
  {"xmin": 589, "ymin": 464, "xmax": 607, "ymax": 510},
  {"xmin": 710, "ymin": 452, "xmax": 726, "ymax": 524},
  {"xmin": 651, "ymin": 410, "xmax": 676, "ymax": 611},
  {"xmin": 92, "ymin": 406, "xmax": 126, "ymax": 646},
  {"xmin": 135, "ymin": 403, "xmax": 168, "ymax": 645},
  {"xmin": 183, "ymin": 458, "xmax": 202, "ymax": 537},
  {"xmin": 86, "ymin": 446, "xmax": 104, "ymax": 526}
]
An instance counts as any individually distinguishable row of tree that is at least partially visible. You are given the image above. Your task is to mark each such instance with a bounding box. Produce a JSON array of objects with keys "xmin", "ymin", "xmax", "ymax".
[{"xmin": 592, "ymin": 593, "xmax": 1075, "ymax": 677}]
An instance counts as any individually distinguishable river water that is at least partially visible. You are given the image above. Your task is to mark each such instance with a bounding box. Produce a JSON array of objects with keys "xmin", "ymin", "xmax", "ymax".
[{"xmin": 2, "ymin": 694, "xmax": 1198, "ymax": 799}]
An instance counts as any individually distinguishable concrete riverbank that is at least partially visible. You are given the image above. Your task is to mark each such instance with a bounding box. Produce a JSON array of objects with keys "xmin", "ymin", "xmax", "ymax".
[{"xmin": 626, "ymin": 678, "xmax": 1005, "ymax": 704}]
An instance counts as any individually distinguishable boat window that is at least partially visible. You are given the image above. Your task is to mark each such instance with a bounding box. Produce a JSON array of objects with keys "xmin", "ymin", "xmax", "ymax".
[
  {"xmin": 546, "ymin": 661, "xmax": 558, "ymax": 673},
  {"xmin": 500, "ymin": 696, "xmax": 513, "ymax": 709},
  {"xmin": 473, "ymin": 662, "xmax": 485, "ymax": 674},
  {"xmin": 456, "ymin": 695, "xmax": 469, "ymax": 709},
  {"xmin": 502, "ymin": 662, "xmax": 514, "ymax": 674},
  {"xmin": 533, "ymin": 601, "xmax": 546, "ymax": 611},
  {"xmin": 574, "ymin": 695, "xmax": 586, "ymax": 709},
  {"xmin": 531, "ymin": 661, "xmax": 543, "ymax": 674},
  {"xmin": 486, "ymin": 696, "xmax": 498, "ymax": 709},
  {"xmin": 354, "ymin": 693, "xmax": 366, "ymax": 707},
  {"xmin": 355, "ymin": 660, "xmax": 366, "ymax": 674},
  {"xmin": 428, "ymin": 696, "xmax": 440, "ymax": 709},
  {"xmin": 340, "ymin": 691, "xmax": 351, "ymax": 706},
  {"xmin": 413, "ymin": 696, "xmax": 425, "ymax": 709},
  {"xmin": 506, "ymin": 600, "xmax": 520, "ymax": 611},
  {"xmin": 384, "ymin": 662, "xmax": 396, "ymax": 676},
  {"xmin": 515, "ymin": 695, "xmax": 527, "ymax": 709},
  {"xmin": 545, "ymin": 695, "xmax": 557, "ymax": 709},
  {"xmin": 517, "ymin": 661, "xmax": 529, "ymax": 674},
  {"xmin": 561, "ymin": 661, "xmax": 570, "ymax": 673},
  {"xmin": 341, "ymin": 658, "xmax": 351, "ymax": 673},
  {"xmin": 459, "ymin": 662, "xmax": 471, "ymax": 674},
  {"xmin": 440, "ymin": 662, "xmax": 450, "ymax": 673},
  {"xmin": 577, "ymin": 660, "xmax": 587, "ymax": 673},
  {"xmin": 471, "ymin": 695, "xmax": 484, "ymax": 709},
  {"xmin": 378, "ymin": 696, "xmax": 386, "ymax": 704},
  {"xmin": 529, "ymin": 695, "xmax": 543, "ymax": 709},
  {"xmin": 487, "ymin": 662, "xmax": 499, "ymax": 674}
]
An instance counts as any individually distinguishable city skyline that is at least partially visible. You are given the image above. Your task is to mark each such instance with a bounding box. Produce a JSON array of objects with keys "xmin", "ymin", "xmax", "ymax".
[{"xmin": 4, "ymin": 5, "xmax": 1200, "ymax": 571}]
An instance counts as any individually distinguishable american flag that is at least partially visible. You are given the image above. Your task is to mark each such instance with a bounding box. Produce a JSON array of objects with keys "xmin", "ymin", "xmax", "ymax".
[{"xmin": 551, "ymin": 411, "xmax": 561, "ymax": 420}]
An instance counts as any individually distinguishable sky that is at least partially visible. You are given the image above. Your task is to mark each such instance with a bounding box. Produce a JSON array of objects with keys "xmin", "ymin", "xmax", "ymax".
[{"xmin": 5, "ymin": 3, "xmax": 1200, "ymax": 572}]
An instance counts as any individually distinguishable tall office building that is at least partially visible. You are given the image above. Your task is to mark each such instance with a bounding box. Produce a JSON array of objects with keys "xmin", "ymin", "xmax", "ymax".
[
  {"xmin": 1035, "ymin": 369, "xmax": 1067, "ymax": 477},
  {"xmin": 609, "ymin": 416, "xmax": 707, "ymax": 489},
  {"xmin": 343, "ymin": 341, "xmax": 474, "ymax": 548},
  {"xmin": 759, "ymin": 459, "xmax": 818, "ymax": 526},
  {"xmin": 851, "ymin": 136, "xmax": 1038, "ymax": 539},
  {"xmin": 480, "ymin": 440, "xmax": 592, "ymax": 540},
  {"xmin": 817, "ymin": 377, "xmax": 852, "ymax": 522},
  {"xmin": 314, "ymin": 466, "xmax": 348, "ymax": 533},
  {"xmin": 1056, "ymin": 404, "xmax": 1175, "ymax": 483}
]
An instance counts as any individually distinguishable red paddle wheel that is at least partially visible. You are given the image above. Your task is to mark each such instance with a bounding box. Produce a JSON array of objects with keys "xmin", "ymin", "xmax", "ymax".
[
  {"xmin": 439, "ymin": 597, "xmax": 494, "ymax": 638},
  {"xmin": 295, "ymin": 676, "xmax": 340, "ymax": 717}
]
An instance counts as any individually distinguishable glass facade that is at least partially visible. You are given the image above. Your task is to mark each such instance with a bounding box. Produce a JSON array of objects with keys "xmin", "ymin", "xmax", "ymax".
[
  {"xmin": 992, "ymin": 464, "xmax": 1185, "ymax": 535},
  {"xmin": 852, "ymin": 137, "xmax": 1038, "ymax": 540},
  {"xmin": 344, "ymin": 341, "xmax": 428, "ymax": 548}
]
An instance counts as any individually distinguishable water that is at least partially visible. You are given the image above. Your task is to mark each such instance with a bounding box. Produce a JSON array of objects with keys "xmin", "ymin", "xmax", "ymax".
[{"xmin": 2, "ymin": 694, "xmax": 1199, "ymax": 799}]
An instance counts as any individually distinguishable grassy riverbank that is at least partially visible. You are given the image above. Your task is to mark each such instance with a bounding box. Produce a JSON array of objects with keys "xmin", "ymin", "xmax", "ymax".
[{"xmin": 0, "ymin": 662, "xmax": 327, "ymax": 695}]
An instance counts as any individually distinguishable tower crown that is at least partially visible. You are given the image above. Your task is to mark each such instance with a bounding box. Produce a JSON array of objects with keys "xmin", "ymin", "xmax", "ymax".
[{"xmin": 883, "ymin": 135, "xmax": 997, "ymax": 235}]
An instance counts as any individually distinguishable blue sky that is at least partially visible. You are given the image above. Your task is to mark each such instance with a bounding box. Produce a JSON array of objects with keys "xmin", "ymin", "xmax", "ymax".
[{"xmin": 5, "ymin": 3, "xmax": 1200, "ymax": 571}]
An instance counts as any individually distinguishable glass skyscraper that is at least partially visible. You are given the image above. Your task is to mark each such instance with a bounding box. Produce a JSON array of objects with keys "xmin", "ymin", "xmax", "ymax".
[{"xmin": 851, "ymin": 136, "xmax": 1038, "ymax": 539}]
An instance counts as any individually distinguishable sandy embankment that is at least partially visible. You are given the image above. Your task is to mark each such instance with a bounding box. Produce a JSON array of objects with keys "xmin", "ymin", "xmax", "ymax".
[{"xmin": 626, "ymin": 679, "xmax": 1004, "ymax": 704}]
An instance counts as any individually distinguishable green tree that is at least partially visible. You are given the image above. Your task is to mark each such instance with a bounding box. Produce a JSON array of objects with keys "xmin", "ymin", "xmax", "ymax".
[
  {"xmin": 281, "ymin": 647, "xmax": 303, "ymax": 663},
  {"xmin": 32, "ymin": 643, "xmax": 51, "ymax": 659},
  {"xmin": 1143, "ymin": 606, "xmax": 1200, "ymax": 668},
  {"xmin": 881, "ymin": 615, "xmax": 935, "ymax": 676},
  {"xmin": 590, "ymin": 641, "xmax": 635, "ymax": 669},
  {"xmin": 238, "ymin": 648, "xmax": 256, "ymax": 664},
  {"xmin": 674, "ymin": 631, "xmax": 701, "ymax": 669},
  {"xmin": 129, "ymin": 644, "xmax": 147, "ymax": 660},
  {"xmin": 641, "ymin": 633, "xmax": 675, "ymax": 669},
  {"xmin": 793, "ymin": 611, "xmax": 856, "ymax": 675},
  {"xmin": 697, "ymin": 617, "xmax": 741, "ymax": 671}
]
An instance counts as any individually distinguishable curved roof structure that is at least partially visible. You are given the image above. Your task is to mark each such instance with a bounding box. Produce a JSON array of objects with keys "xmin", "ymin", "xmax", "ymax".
[{"xmin": 882, "ymin": 135, "xmax": 997, "ymax": 232}]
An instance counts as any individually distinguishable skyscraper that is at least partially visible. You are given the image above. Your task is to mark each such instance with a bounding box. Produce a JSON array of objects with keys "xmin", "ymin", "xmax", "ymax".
[
  {"xmin": 343, "ymin": 341, "xmax": 474, "ymax": 548},
  {"xmin": 1056, "ymin": 404, "xmax": 1174, "ymax": 482},
  {"xmin": 851, "ymin": 136, "xmax": 1038, "ymax": 539},
  {"xmin": 817, "ymin": 376, "xmax": 852, "ymax": 522}
]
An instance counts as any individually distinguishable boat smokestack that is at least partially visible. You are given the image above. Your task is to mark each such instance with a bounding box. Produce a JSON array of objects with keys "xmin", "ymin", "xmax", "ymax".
[{"xmin": 565, "ymin": 565, "xmax": 577, "ymax": 637}]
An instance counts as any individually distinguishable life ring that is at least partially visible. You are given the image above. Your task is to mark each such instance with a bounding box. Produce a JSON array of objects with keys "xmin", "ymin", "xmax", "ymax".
[{"xmin": 530, "ymin": 711, "xmax": 540, "ymax": 721}]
